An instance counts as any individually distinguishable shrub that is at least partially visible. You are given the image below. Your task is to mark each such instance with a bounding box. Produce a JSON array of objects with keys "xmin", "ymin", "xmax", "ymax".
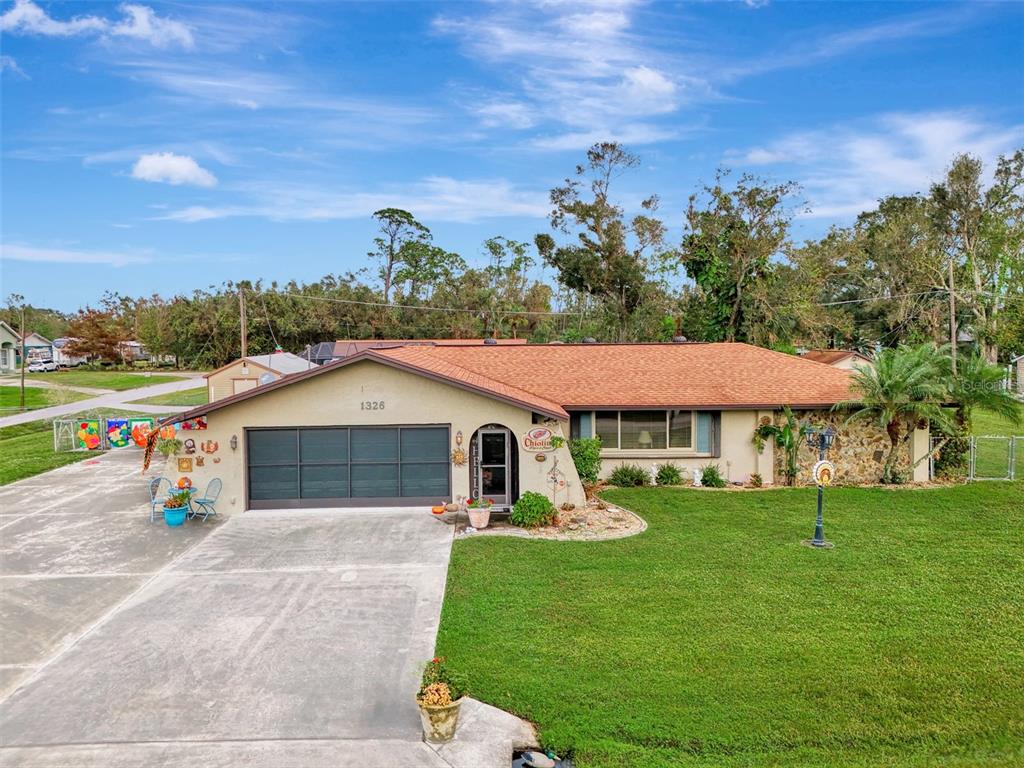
[
  {"xmin": 609, "ymin": 463, "xmax": 648, "ymax": 487},
  {"xmin": 569, "ymin": 438, "xmax": 602, "ymax": 485},
  {"xmin": 748, "ymin": 472, "xmax": 763, "ymax": 488},
  {"xmin": 511, "ymin": 491, "xmax": 557, "ymax": 528},
  {"xmin": 655, "ymin": 463, "xmax": 683, "ymax": 486},
  {"xmin": 698, "ymin": 462, "xmax": 727, "ymax": 488},
  {"xmin": 157, "ymin": 437, "xmax": 182, "ymax": 457}
]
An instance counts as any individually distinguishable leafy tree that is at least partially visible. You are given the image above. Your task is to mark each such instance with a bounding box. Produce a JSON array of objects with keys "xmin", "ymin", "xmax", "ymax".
[
  {"xmin": 943, "ymin": 353, "xmax": 1023, "ymax": 432},
  {"xmin": 65, "ymin": 308, "xmax": 130, "ymax": 362},
  {"xmin": 839, "ymin": 345, "xmax": 953, "ymax": 483},
  {"xmin": 752, "ymin": 406, "xmax": 812, "ymax": 486},
  {"xmin": 369, "ymin": 208, "xmax": 430, "ymax": 304},
  {"xmin": 680, "ymin": 170, "xmax": 800, "ymax": 344},
  {"xmin": 535, "ymin": 142, "xmax": 667, "ymax": 341}
]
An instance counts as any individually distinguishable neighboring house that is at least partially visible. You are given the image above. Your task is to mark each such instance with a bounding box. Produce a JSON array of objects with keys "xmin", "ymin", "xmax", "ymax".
[
  {"xmin": 19, "ymin": 331, "xmax": 53, "ymax": 363},
  {"xmin": 800, "ymin": 349, "xmax": 873, "ymax": 370},
  {"xmin": 304, "ymin": 338, "xmax": 528, "ymax": 365},
  {"xmin": 165, "ymin": 342, "xmax": 932, "ymax": 516},
  {"xmin": 0, "ymin": 321, "xmax": 18, "ymax": 373},
  {"xmin": 206, "ymin": 352, "xmax": 316, "ymax": 403}
]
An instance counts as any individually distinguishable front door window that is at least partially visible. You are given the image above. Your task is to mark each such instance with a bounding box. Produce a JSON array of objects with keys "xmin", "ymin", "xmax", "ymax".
[{"xmin": 479, "ymin": 430, "xmax": 508, "ymax": 503}]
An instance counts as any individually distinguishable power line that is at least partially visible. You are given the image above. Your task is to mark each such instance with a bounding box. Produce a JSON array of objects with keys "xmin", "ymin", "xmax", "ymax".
[{"xmin": 270, "ymin": 290, "xmax": 585, "ymax": 317}]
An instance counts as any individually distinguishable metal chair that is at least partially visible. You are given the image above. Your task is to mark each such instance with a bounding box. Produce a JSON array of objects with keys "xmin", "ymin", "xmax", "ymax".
[
  {"xmin": 189, "ymin": 478, "xmax": 222, "ymax": 522},
  {"xmin": 149, "ymin": 477, "xmax": 172, "ymax": 522}
]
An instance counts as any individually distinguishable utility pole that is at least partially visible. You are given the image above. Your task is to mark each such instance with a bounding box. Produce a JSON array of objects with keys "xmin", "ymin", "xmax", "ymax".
[
  {"xmin": 948, "ymin": 258, "xmax": 957, "ymax": 375},
  {"xmin": 18, "ymin": 302, "xmax": 27, "ymax": 410},
  {"xmin": 239, "ymin": 286, "xmax": 248, "ymax": 359}
]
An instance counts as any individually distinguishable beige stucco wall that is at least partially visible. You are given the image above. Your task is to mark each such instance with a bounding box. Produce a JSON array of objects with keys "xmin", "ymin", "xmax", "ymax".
[
  {"xmin": 206, "ymin": 361, "xmax": 284, "ymax": 403},
  {"xmin": 596, "ymin": 410, "xmax": 775, "ymax": 486},
  {"xmin": 180, "ymin": 359, "xmax": 585, "ymax": 513}
]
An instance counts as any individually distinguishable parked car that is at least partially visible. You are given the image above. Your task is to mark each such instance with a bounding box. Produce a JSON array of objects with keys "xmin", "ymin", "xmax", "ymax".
[{"xmin": 27, "ymin": 359, "xmax": 58, "ymax": 372}]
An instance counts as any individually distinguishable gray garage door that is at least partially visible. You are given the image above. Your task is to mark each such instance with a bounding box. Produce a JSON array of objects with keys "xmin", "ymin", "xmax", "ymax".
[{"xmin": 247, "ymin": 426, "xmax": 450, "ymax": 509}]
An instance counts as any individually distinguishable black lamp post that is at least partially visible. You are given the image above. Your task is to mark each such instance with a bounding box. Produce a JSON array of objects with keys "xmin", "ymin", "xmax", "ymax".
[{"xmin": 804, "ymin": 425, "xmax": 836, "ymax": 548}]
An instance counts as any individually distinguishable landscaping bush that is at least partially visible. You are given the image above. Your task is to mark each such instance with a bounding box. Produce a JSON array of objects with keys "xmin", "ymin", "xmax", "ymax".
[
  {"xmin": 698, "ymin": 462, "xmax": 727, "ymax": 488},
  {"xmin": 568, "ymin": 437, "xmax": 602, "ymax": 485},
  {"xmin": 748, "ymin": 472, "xmax": 763, "ymax": 488},
  {"xmin": 609, "ymin": 463, "xmax": 648, "ymax": 487},
  {"xmin": 655, "ymin": 462, "xmax": 683, "ymax": 486},
  {"xmin": 510, "ymin": 491, "xmax": 556, "ymax": 528}
]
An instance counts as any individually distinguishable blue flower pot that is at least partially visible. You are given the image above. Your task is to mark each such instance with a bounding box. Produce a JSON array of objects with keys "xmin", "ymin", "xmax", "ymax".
[{"xmin": 163, "ymin": 506, "xmax": 188, "ymax": 527}]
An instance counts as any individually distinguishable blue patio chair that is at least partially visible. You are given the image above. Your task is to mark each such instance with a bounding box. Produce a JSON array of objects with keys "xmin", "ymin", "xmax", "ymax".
[
  {"xmin": 149, "ymin": 477, "xmax": 172, "ymax": 523},
  {"xmin": 189, "ymin": 478, "xmax": 222, "ymax": 522}
]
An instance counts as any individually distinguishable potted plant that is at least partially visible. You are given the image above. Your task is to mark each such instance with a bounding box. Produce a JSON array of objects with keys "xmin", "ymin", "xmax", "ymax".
[
  {"xmin": 162, "ymin": 489, "xmax": 191, "ymax": 527},
  {"xmin": 416, "ymin": 657, "xmax": 466, "ymax": 743},
  {"xmin": 465, "ymin": 497, "xmax": 493, "ymax": 529}
]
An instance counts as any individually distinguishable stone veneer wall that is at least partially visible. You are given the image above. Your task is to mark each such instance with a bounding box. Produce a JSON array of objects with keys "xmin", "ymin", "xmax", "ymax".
[{"xmin": 773, "ymin": 409, "xmax": 912, "ymax": 486}]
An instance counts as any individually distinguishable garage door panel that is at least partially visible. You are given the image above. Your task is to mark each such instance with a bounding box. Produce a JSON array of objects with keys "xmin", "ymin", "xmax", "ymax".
[
  {"xmin": 300, "ymin": 429, "xmax": 348, "ymax": 462},
  {"xmin": 400, "ymin": 463, "xmax": 449, "ymax": 497},
  {"xmin": 300, "ymin": 465, "xmax": 349, "ymax": 498},
  {"xmin": 351, "ymin": 428, "xmax": 398, "ymax": 461},
  {"xmin": 249, "ymin": 430, "xmax": 297, "ymax": 464},
  {"xmin": 400, "ymin": 428, "xmax": 448, "ymax": 461},
  {"xmin": 250, "ymin": 465, "xmax": 298, "ymax": 500},
  {"xmin": 351, "ymin": 463, "xmax": 399, "ymax": 498}
]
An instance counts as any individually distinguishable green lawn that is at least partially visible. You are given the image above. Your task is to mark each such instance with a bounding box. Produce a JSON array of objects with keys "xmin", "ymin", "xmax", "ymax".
[
  {"xmin": 23, "ymin": 370, "xmax": 186, "ymax": 391},
  {"xmin": 970, "ymin": 405, "xmax": 1023, "ymax": 479},
  {"xmin": 437, "ymin": 484, "xmax": 1023, "ymax": 767},
  {"xmin": 0, "ymin": 408, "xmax": 162, "ymax": 485},
  {"xmin": 0, "ymin": 386, "xmax": 86, "ymax": 411},
  {"xmin": 971, "ymin": 403, "xmax": 1023, "ymax": 437},
  {"xmin": 126, "ymin": 385, "xmax": 208, "ymax": 407}
]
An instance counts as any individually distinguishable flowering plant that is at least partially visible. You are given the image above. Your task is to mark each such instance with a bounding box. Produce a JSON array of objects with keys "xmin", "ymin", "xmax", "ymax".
[
  {"xmin": 465, "ymin": 498, "xmax": 494, "ymax": 509},
  {"xmin": 417, "ymin": 656, "xmax": 466, "ymax": 706}
]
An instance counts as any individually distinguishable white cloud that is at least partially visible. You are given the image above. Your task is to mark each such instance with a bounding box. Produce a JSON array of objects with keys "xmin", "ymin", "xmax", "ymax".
[
  {"xmin": 728, "ymin": 112, "xmax": 1024, "ymax": 219},
  {"xmin": 131, "ymin": 152, "xmax": 218, "ymax": 187},
  {"xmin": 157, "ymin": 176, "xmax": 549, "ymax": 224},
  {"xmin": 0, "ymin": 55, "xmax": 28, "ymax": 78},
  {"xmin": 0, "ymin": 0, "xmax": 193, "ymax": 49},
  {"xmin": 0, "ymin": 243, "xmax": 149, "ymax": 267},
  {"xmin": 474, "ymin": 101, "xmax": 536, "ymax": 130}
]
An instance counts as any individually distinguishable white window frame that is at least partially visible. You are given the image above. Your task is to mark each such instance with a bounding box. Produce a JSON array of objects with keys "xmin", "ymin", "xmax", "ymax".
[{"xmin": 590, "ymin": 410, "xmax": 708, "ymax": 456}]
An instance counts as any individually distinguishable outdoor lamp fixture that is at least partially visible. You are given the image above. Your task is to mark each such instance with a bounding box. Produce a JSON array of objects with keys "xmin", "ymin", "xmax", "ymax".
[
  {"xmin": 230, "ymin": 435, "xmax": 238, "ymax": 451},
  {"xmin": 455, "ymin": 430, "xmax": 463, "ymax": 446},
  {"xmin": 803, "ymin": 425, "xmax": 837, "ymax": 549}
]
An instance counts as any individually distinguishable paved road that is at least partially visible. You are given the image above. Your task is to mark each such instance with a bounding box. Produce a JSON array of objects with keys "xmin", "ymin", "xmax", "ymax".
[
  {"xmin": 0, "ymin": 450, "xmax": 456, "ymax": 767},
  {"xmin": 0, "ymin": 374, "xmax": 205, "ymax": 428}
]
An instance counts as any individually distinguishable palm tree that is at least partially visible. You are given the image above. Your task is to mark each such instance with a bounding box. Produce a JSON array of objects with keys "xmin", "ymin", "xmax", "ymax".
[
  {"xmin": 943, "ymin": 353, "xmax": 1023, "ymax": 432},
  {"xmin": 838, "ymin": 345, "xmax": 953, "ymax": 483}
]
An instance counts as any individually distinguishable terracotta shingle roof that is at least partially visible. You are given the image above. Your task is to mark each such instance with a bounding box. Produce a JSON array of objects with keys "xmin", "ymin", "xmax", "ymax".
[
  {"xmin": 377, "ymin": 342, "xmax": 856, "ymax": 409},
  {"xmin": 333, "ymin": 338, "xmax": 527, "ymax": 357},
  {"xmin": 170, "ymin": 342, "xmax": 857, "ymax": 425}
]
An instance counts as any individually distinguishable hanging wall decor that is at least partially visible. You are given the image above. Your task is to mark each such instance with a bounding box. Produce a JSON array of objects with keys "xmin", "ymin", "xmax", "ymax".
[
  {"xmin": 76, "ymin": 420, "xmax": 102, "ymax": 451},
  {"xmin": 179, "ymin": 417, "xmax": 208, "ymax": 431},
  {"xmin": 200, "ymin": 440, "xmax": 219, "ymax": 454},
  {"xmin": 212, "ymin": 457, "xmax": 221, "ymax": 464},
  {"xmin": 450, "ymin": 447, "xmax": 467, "ymax": 467},
  {"xmin": 106, "ymin": 419, "xmax": 131, "ymax": 448},
  {"xmin": 183, "ymin": 439, "xmax": 196, "ymax": 455},
  {"xmin": 177, "ymin": 457, "xmax": 193, "ymax": 473},
  {"xmin": 195, "ymin": 456, "xmax": 205, "ymax": 467}
]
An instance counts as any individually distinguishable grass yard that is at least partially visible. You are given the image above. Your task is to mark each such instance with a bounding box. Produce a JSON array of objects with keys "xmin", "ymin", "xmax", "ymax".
[
  {"xmin": 23, "ymin": 370, "xmax": 186, "ymax": 391},
  {"xmin": 970, "ymin": 405, "xmax": 1023, "ymax": 479},
  {"xmin": 0, "ymin": 408, "xmax": 159, "ymax": 485},
  {"xmin": 437, "ymin": 484, "xmax": 1024, "ymax": 767},
  {"xmin": 126, "ymin": 385, "xmax": 208, "ymax": 407},
  {"xmin": 0, "ymin": 385, "xmax": 86, "ymax": 411}
]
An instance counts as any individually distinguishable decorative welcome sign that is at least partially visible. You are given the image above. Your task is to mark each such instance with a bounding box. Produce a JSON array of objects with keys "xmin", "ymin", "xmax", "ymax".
[{"xmin": 522, "ymin": 427, "xmax": 555, "ymax": 452}]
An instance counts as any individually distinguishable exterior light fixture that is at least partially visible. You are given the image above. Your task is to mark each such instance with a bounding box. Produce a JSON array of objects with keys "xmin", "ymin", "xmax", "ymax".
[
  {"xmin": 803, "ymin": 425, "xmax": 837, "ymax": 549},
  {"xmin": 230, "ymin": 435, "xmax": 238, "ymax": 451},
  {"xmin": 455, "ymin": 430, "xmax": 463, "ymax": 446}
]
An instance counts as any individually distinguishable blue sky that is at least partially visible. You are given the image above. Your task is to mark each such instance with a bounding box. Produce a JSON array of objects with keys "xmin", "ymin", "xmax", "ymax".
[{"xmin": 2, "ymin": 0, "xmax": 1022, "ymax": 312}]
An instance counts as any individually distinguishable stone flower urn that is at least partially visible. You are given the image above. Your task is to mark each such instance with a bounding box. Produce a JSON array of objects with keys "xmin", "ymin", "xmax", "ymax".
[
  {"xmin": 417, "ymin": 696, "xmax": 465, "ymax": 743},
  {"xmin": 467, "ymin": 507, "xmax": 491, "ymax": 529}
]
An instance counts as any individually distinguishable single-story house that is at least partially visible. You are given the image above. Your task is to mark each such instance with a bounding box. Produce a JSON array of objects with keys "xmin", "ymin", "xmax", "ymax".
[
  {"xmin": 18, "ymin": 331, "xmax": 53, "ymax": 363},
  {"xmin": 206, "ymin": 352, "xmax": 316, "ymax": 403},
  {"xmin": 0, "ymin": 321, "xmax": 18, "ymax": 373},
  {"xmin": 163, "ymin": 342, "xmax": 931, "ymax": 515},
  {"xmin": 303, "ymin": 337, "xmax": 528, "ymax": 365},
  {"xmin": 800, "ymin": 349, "xmax": 873, "ymax": 370}
]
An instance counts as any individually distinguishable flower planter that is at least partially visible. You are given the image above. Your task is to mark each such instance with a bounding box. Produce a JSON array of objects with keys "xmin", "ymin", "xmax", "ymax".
[
  {"xmin": 417, "ymin": 696, "xmax": 464, "ymax": 743},
  {"xmin": 467, "ymin": 507, "xmax": 491, "ymax": 529},
  {"xmin": 162, "ymin": 506, "xmax": 188, "ymax": 527}
]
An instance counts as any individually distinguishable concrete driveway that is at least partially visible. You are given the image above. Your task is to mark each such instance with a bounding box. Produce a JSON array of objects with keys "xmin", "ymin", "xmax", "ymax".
[{"xmin": 0, "ymin": 454, "xmax": 456, "ymax": 767}]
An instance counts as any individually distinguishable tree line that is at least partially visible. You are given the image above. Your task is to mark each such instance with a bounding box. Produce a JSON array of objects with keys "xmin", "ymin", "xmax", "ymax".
[{"xmin": 4, "ymin": 142, "xmax": 1021, "ymax": 369}]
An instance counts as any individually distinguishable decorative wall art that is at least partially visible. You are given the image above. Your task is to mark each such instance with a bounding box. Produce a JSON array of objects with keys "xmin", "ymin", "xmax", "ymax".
[
  {"xmin": 76, "ymin": 420, "xmax": 102, "ymax": 451},
  {"xmin": 200, "ymin": 440, "xmax": 219, "ymax": 454},
  {"xmin": 183, "ymin": 439, "xmax": 196, "ymax": 455},
  {"xmin": 212, "ymin": 457, "xmax": 221, "ymax": 464},
  {"xmin": 176, "ymin": 476, "xmax": 192, "ymax": 489},
  {"xmin": 195, "ymin": 456, "xmax": 205, "ymax": 467},
  {"xmin": 159, "ymin": 424, "xmax": 177, "ymax": 440},
  {"xmin": 450, "ymin": 447, "xmax": 467, "ymax": 467},
  {"xmin": 130, "ymin": 419, "xmax": 155, "ymax": 447},
  {"xmin": 178, "ymin": 417, "xmax": 208, "ymax": 430},
  {"xmin": 177, "ymin": 457, "xmax": 193, "ymax": 473},
  {"xmin": 106, "ymin": 419, "xmax": 131, "ymax": 448}
]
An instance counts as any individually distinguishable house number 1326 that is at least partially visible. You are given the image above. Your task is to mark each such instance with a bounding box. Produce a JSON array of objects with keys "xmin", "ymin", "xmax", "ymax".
[{"xmin": 361, "ymin": 400, "xmax": 384, "ymax": 411}]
